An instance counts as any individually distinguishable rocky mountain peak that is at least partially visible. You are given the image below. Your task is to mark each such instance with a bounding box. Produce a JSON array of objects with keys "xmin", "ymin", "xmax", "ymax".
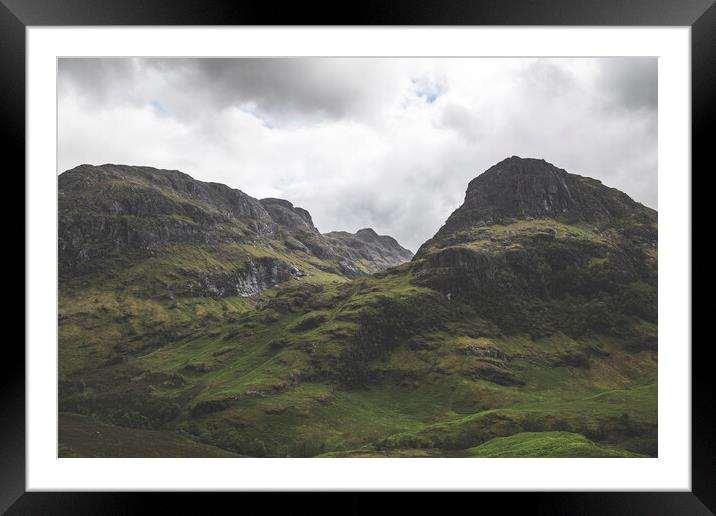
[
  {"xmin": 355, "ymin": 228, "xmax": 379, "ymax": 240},
  {"xmin": 465, "ymin": 156, "xmax": 622, "ymax": 222},
  {"xmin": 260, "ymin": 198, "xmax": 316, "ymax": 230},
  {"xmin": 415, "ymin": 157, "xmax": 656, "ymax": 259},
  {"xmin": 355, "ymin": 228, "xmax": 412, "ymax": 255},
  {"xmin": 60, "ymin": 164, "xmax": 272, "ymax": 222},
  {"xmin": 438, "ymin": 157, "xmax": 652, "ymax": 237}
]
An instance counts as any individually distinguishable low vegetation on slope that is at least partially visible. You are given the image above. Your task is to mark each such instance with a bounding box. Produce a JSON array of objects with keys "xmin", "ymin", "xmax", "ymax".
[
  {"xmin": 59, "ymin": 256, "xmax": 657, "ymax": 457},
  {"xmin": 466, "ymin": 431, "xmax": 646, "ymax": 458},
  {"xmin": 58, "ymin": 158, "xmax": 657, "ymax": 458}
]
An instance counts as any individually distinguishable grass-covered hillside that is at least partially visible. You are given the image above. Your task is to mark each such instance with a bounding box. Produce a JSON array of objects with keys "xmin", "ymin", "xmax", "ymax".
[{"xmin": 58, "ymin": 158, "xmax": 657, "ymax": 458}]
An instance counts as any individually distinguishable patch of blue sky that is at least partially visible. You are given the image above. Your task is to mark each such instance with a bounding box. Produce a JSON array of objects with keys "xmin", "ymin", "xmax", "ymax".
[
  {"xmin": 409, "ymin": 76, "xmax": 447, "ymax": 104},
  {"xmin": 149, "ymin": 100, "xmax": 168, "ymax": 115},
  {"xmin": 239, "ymin": 102, "xmax": 274, "ymax": 129}
]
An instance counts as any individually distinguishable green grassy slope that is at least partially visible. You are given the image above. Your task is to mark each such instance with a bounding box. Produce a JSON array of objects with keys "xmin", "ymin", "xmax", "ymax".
[
  {"xmin": 59, "ymin": 239, "xmax": 657, "ymax": 457},
  {"xmin": 58, "ymin": 160, "xmax": 657, "ymax": 458},
  {"xmin": 59, "ymin": 413, "xmax": 241, "ymax": 457},
  {"xmin": 466, "ymin": 431, "xmax": 647, "ymax": 458}
]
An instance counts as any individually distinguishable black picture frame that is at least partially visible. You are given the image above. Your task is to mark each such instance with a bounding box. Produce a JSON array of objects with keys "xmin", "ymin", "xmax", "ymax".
[{"xmin": 4, "ymin": 0, "xmax": 711, "ymax": 513}]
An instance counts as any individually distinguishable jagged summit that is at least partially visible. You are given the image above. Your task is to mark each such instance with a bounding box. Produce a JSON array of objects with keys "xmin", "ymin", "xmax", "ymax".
[
  {"xmin": 418, "ymin": 157, "xmax": 655, "ymax": 257},
  {"xmin": 260, "ymin": 197, "xmax": 316, "ymax": 230},
  {"xmin": 60, "ymin": 163, "xmax": 271, "ymax": 221},
  {"xmin": 462, "ymin": 156, "xmax": 646, "ymax": 224}
]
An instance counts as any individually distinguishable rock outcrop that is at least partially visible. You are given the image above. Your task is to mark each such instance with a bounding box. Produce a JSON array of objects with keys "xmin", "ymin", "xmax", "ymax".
[
  {"xmin": 59, "ymin": 164, "xmax": 276, "ymax": 270},
  {"xmin": 417, "ymin": 156, "xmax": 655, "ymax": 257},
  {"xmin": 260, "ymin": 198, "xmax": 316, "ymax": 230},
  {"xmin": 175, "ymin": 257, "xmax": 305, "ymax": 298}
]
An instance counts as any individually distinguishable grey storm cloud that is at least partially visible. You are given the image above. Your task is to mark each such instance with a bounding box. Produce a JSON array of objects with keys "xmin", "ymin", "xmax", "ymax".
[
  {"xmin": 58, "ymin": 57, "xmax": 657, "ymax": 251},
  {"xmin": 598, "ymin": 58, "xmax": 658, "ymax": 111},
  {"xmin": 187, "ymin": 58, "xmax": 399, "ymax": 119},
  {"xmin": 60, "ymin": 58, "xmax": 408, "ymax": 124}
]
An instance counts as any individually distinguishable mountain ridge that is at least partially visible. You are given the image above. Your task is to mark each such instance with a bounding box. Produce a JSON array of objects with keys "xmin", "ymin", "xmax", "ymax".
[
  {"xmin": 59, "ymin": 163, "xmax": 413, "ymax": 285},
  {"xmin": 58, "ymin": 157, "xmax": 658, "ymax": 459}
]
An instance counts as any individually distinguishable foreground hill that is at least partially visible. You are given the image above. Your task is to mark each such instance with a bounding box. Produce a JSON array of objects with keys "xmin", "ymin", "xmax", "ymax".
[{"xmin": 59, "ymin": 157, "xmax": 657, "ymax": 458}]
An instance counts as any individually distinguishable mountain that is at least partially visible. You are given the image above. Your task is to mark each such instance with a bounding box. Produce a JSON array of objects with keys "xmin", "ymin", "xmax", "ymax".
[
  {"xmin": 423, "ymin": 156, "xmax": 654, "ymax": 243},
  {"xmin": 58, "ymin": 158, "xmax": 657, "ymax": 458},
  {"xmin": 59, "ymin": 164, "xmax": 413, "ymax": 295},
  {"xmin": 413, "ymin": 156, "xmax": 657, "ymax": 339}
]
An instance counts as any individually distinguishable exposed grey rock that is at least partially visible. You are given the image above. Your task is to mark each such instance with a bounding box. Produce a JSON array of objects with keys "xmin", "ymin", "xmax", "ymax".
[
  {"xmin": 260, "ymin": 198, "xmax": 316, "ymax": 230},
  {"xmin": 175, "ymin": 257, "xmax": 305, "ymax": 298},
  {"xmin": 58, "ymin": 164, "xmax": 276, "ymax": 270},
  {"xmin": 417, "ymin": 156, "xmax": 656, "ymax": 257}
]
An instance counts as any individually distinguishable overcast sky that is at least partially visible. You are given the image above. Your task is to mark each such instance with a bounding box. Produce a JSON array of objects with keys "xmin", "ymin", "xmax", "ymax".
[{"xmin": 58, "ymin": 58, "xmax": 657, "ymax": 251}]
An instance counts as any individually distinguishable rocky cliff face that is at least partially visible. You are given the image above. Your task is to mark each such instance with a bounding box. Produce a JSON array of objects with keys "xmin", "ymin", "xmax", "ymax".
[
  {"xmin": 418, "ymin": 156, "xmax": 655, "ymax": 256},
  {"xmin": 173, "ymin": 257, "xmax": 305, "ymax": 298},
  {"xmin": 260, "ymin": 198, "xmax": 316, "ymax": 230},
  {"xmin": 58, "ymin": 164, "xmax": 413, "ymax": 296},
  {"xmin": 58, "ymin": 165, "xmax": 274, "ymax": 270}
]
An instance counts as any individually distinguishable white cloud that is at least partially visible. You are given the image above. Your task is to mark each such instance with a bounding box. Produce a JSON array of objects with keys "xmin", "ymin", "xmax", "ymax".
[{"xmin": 58, "ymin": 57, "xmax": 657, "ymax": 251}]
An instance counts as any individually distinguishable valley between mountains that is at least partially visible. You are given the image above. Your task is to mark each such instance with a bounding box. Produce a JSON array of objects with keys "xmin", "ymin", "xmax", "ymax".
[{"xmin": 58, "ymin": 156, "xmax": 657, "ymax": 458}]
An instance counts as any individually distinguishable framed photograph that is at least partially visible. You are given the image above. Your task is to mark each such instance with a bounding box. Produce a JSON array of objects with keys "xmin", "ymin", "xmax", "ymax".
[{"xmin": 7, "ymin": 0, "xmax": 711, "ymax": 512}]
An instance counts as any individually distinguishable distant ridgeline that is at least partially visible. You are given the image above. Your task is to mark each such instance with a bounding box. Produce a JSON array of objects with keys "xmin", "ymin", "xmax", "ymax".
[{"xmin": 58, "ymin": 157, "xmax": 657, "ymax": 459}]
